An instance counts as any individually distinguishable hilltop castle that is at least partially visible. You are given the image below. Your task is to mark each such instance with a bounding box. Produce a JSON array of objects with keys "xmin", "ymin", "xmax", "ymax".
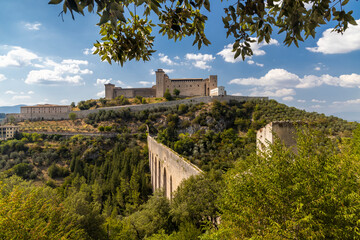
[{"xmin": 105, "ymin": 69, "xmax": 219, "ymax": 99}]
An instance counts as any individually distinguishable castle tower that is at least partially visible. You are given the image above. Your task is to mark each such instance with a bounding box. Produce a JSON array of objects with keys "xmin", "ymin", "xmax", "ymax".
[
  {"xmin": 156, "ymin": 69, "xmax": 166, "ymax": 98},
  {"xmin": 105, "ymin": 83, "xmax": 115, "ymax": 99},
  {"xmin": 209, "ymin": 75, "xmax": 218, "ymax": 90},
  {"xmin": 205, "ymin": 75, "xmax": 218, "ymax": 96}
]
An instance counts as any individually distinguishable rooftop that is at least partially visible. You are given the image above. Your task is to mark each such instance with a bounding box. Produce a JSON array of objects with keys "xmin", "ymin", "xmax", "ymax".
[{"xmin": 21, "ymin": 104, "xmax": 70, "ymax": 108}]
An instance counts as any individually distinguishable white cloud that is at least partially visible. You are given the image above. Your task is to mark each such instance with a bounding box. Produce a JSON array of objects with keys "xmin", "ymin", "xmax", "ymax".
[
  {"xmin": 28, "ymin": 91, "xmax": 34, "ymax": 94},
  {"xmin": 150, "ymin": 68, "xmax": 174, "ymax": 75},
  {"xmin": 307, "ymin": 20, "xmax": 360, "ymax": 54},
  {"xmin": 95, "ymin": 78, "xmax": 112, "ymax": 86},
  {"xmin": 230, "ymin": 68, "xmax": 360, "ymax": 89},
  {"xmin": 83, "ymin": 46, "xmax": 97, "ymax": 55},
  {"xmin": 247, "ymin": 60, "xmax": 254, "ymax": 65},
  {"xmin": 333, "ymin": 99, "xmax": 360, "ymax": 105},
  {"xmin": 185, "ymin": 53, "xmax": 215, "ymax": 70},
  {"xmin": 232, "ymin": 92, "xmax": 243, "ymax": 96},
  {"xmin": 310, "ymin": 104, "xmax": 322, "ymax": 109},
  {"xmin": 230, "ymin": 69, "xmax": 299, "ymax": 87},
  {"xmin": 311, "ymin": 99, "xmax": 326, "ymax": 103},
  {"xmin": 0, "ymin": 74, "xmax": 6, "ymax": 81},
  {"xmin": 314, "ymin": 67, "xmax": 321, "ymax": 71},
  {"xmin": 217, "ymin": 38, "xmax": 279, "ymax": 63},
  {"xmin": 60, "ymin": 99, "xmax": 69, "ymax": 104},
  {"xmin": 5, "ymin": 90, "xmax": 16, "ymax": 95},
  {"xmin": 138, "ymin": 81, "xmax": 152, "ymax": 86},
  {"xmin": 97, "ymin": 91, "xmax": 105, "ymax": 97},
  {"xmin": 249, "ymin": 87, "xmax": 296, "ymax": 97},
  {"xmin": 0, "ymin": 46, "xmax": 40, "ymax": 67},
  {"xmin": 25, "ymin": 59, "xmax": 92, "ymax": 85},
  {"xmin": 117, "ymin": 80, "xmax": 124, "ymax": 85},
  {"xmin": 283, "ymin": 96, "xmax": 294, "ymax": 101},
  {"xmin": 12, "ymin": 95, "xmax": 31, "ymax": 100},
  {"xmin": 158, "ymin": 53, "xmax": 176, "ymax": 65},
  {"xmin": 297, "ymin": 99, "xmax": 306, "ymax": 103},
  {"xmin": 24, "ymin": 22, "xmax": 41, "ymax": 31}
]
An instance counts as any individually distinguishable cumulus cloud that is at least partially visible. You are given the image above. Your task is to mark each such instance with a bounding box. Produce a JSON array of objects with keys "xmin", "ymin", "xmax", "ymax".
[
  {"xmin": 185, "ymin": 53, "xmax": 215, "ymax": 70},
  {"xmin": 283, "ymin": 96, "xmax": 294, "ymax": 101},
  {"xmin": 28, "ymin": 91, "xmax": 34, "ymax": 94},
  {"xmin": 230, "ymin": 69, "xmax": 299, "ymax": 87},
  {"xmin": 150, "ymin": 69, "xmax": 174, "ymax": 75},
  {"xmin": 97, "ymin": 91, "xmax": 105, "ymax": 97},
  {"xmin": 60, "ymin": 99, "xmax": 69, "ymax": 104},
  {"xmin": 95, "ymin": 78, "xmax": 112, "ymax": 86},
  {"xmin": 0, "ymin": 74, "xmax": 6, "ymax": 81},
  {"xmin": 312, "ymin": 99, "xmax": 326, "ymax": 103},
  {"xmin": 217, "ymin": 38, "xmax": 279, "ymax": 63},
  {"xmin": 249, "ymin": 87, "xmax": 296, "ymax": 97},
  {"xmin": 0, "ymin": 46, "xmax": 40, "ymax": 67},
  {"xmin": 24, "ymin": 22, "xmax": 41, "ymax": 31},
  {"xmin": 158, "ymin": 53, "xmax": 176, "ymax": 65},
  {"xmin": 5, "ymin": 90, "xmax": 16, "ymax": 95},
  {"xmin": 25, "ymin": 59, "xmax": 92, "ymax": 85},
  {"xmin": 138, "ymin": 81, "xmax": 152, "ymax": 86},
  {"xmin": 307, "ymin": 20, "xmax": 360, "ymax": 54},
  {"xmin": 297, "ymin": 99, "xmax": 306, "ymax": 103},
  {"xmin": 333, "ymin": 99, "xmax": 360, "ymax": 105},
  {"xmin": 230, "ymin": 68, "xmax": 360, "ymax": 89},
  {"xmin": 83, "ymin": 46, "xmax": 97, "ymax": 55}
]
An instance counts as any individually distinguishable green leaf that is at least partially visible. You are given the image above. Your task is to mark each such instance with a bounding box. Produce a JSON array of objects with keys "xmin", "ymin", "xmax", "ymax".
[
  {"xmin": 342, "ymin": 0, "xmax": 349, "ymax": 6},
  {"xmin": 48, "ymin": 0, "xmax": 63, "ymax": 4}
]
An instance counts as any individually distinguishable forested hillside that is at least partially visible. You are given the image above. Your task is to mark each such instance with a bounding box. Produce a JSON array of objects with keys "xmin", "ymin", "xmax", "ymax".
[{"xmin": 0, "ymin": 99, "xmax": 359, "ymax": 239}]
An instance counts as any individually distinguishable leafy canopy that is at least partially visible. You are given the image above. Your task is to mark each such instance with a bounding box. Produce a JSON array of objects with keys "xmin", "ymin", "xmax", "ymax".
[{"xmin": 49, "ymin": 0, "xmax": 357, "ymax": 65}]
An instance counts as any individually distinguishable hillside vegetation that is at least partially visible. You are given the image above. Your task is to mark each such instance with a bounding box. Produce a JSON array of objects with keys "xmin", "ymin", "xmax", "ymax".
[{"xmin": 0, "ymin": 98, "xmax": 359, "ymax": 239}]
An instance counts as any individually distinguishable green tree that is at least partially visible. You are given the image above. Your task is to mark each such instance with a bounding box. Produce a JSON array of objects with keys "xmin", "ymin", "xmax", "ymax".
[
  {"xmin": 173, "ymin": 88, "xmax": 180, "ymax": 97},
  {"xmin": 49, "ymin": 0, "xmax": 356, "ymax": 64},
  {"xmin": 164, "ymin": 89, "xmax": 172, "ymax": 101},
  {"xmin": 207, "ymin": 128, "xmax": 360, "ymax": 239},
  {"xmin": 0, "ymin": 177, "xmax": 87, "ymax": 239},
  {"xmin": 69, "ymin": 112, "xmax": 77, "ymax": 121}
]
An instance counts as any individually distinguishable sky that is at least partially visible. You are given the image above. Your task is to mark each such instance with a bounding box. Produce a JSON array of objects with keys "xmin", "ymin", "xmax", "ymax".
[{"xmin": 0, "ymin": 1, "xmax": 360, "ymax": 121}]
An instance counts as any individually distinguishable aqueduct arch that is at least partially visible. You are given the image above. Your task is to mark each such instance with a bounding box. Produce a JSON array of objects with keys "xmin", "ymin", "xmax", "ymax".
[{"xmin": 148, "ymin": 135, "xmax": 202, "ymax": 199}]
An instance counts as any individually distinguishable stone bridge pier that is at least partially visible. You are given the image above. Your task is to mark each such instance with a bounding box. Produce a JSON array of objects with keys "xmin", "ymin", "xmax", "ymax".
[{"xmin": 147, "ymin": 135, "xmax": 202, "ymax": 199}]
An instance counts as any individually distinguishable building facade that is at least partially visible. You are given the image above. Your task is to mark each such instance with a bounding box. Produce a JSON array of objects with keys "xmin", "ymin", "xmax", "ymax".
[
  {"xmin": 0, "ymin": 125, "xmax": 19, "ymax": 140},
  {"xmin": 105, "ymin": 69, "xmax": 218, "ymax": 99},
  {"xmin": 13, "ymin": 104, "xmax": 72, "ymax": 121}
]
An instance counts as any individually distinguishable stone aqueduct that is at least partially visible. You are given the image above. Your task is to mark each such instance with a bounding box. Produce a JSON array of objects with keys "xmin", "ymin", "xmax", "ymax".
[{"xmin": 147, "ymin": 135, "xmax": 202, "ymax": 199}]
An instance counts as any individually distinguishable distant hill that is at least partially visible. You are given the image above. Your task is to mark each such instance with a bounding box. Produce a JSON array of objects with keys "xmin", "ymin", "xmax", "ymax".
[{"xmin": 0, "ymin": 104, "xmax": 25, "ymax": 114}]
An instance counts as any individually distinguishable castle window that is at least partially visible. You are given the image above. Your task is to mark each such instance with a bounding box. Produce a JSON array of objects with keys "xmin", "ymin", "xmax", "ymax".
[
  {"xmin": 190, "ymin": 85, "xmax": 192, "ymax": 87},
  {"xmin": 198, "ymin": 85, "xmax": 199, "ymax": 87}
]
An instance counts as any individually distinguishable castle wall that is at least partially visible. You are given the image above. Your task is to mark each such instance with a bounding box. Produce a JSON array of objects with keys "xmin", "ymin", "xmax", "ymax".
[
  {"xmin": 166, "ymin": 79, "xmax": 206, "ymax": 97},
  {"xmin": 113, "ymin": 88, "xmax": 156, "ymax": 98},
  {"xmin": 148, "ymin": 134, "xmax": 202, "ymax": 199}
]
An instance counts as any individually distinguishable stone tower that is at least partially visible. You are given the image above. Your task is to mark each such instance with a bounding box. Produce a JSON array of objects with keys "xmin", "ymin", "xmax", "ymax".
[
  {"xmin": 105, "ymin": 83, "xmax": 115, "ymax": 99},
  {"xmin": 156, "ymin": 69, "xmax": 166, "ymax": 98}
]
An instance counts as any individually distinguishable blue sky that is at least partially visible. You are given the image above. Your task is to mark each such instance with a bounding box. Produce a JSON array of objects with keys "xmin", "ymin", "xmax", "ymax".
[{"xmin": 0, "ymin": 1, "xmax": 360, "ymax": 121}]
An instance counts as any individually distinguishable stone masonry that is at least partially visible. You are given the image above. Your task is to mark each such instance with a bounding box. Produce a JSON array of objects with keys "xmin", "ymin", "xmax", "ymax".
[
  {"xmin": 148, "ymin": 134, "xmax": 202, "ymax": 199},
  {"xmin": 256, "ymin": 121, "xmax": 298, "ymax": 154},
  {"xmin": 105, "ymin": 69, "xmax": 218, "ymax": 99}
]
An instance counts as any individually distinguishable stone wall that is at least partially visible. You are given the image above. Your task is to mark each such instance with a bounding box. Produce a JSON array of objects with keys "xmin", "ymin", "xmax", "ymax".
[
  {"xmin": 256, "ymin": 121, "xmax": 297, "ymax": 153},
  {"xmin": 148, "ymin": 134, "xmax": 202, "ymax": 199},
  {"xmin": 114, "ymin": 87, "xmax": 156, "ymax": 98},
  {"xmin": 7, "ymin": 96, "xmax": 268, "ymax": 122}
]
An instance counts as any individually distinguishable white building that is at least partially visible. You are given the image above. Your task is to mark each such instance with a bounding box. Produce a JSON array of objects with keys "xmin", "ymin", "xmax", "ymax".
[
  {"xmin": 0, "ymin": 125, "xmax": 19, "ymax": 140},
  {"xmin": 210, "ymin": 86, "xmax": 226, "ymax": 96}
]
